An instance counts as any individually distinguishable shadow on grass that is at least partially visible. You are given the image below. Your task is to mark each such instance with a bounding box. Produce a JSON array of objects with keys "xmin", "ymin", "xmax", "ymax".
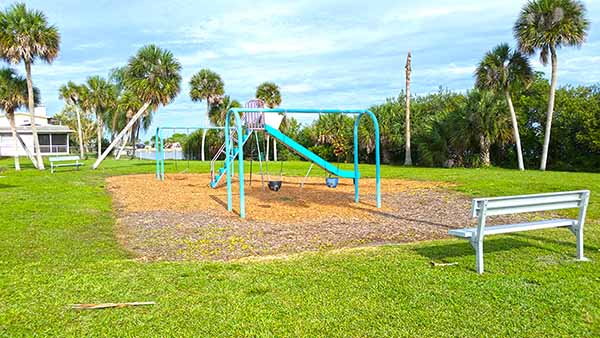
[
  {"xmin": 414, "ymin": 237, "xmax": 535, "ymax": 262},
  {"xmin": 51, "ymin": 168, "xmax": 84, "ymax": 174},
  {"xmin": 511, "ymin": 232, "xmax": 600, "ymax": 252},
  {"xmin": 0, "ymin": 183, "xmax": 17, "ymax": 189}
]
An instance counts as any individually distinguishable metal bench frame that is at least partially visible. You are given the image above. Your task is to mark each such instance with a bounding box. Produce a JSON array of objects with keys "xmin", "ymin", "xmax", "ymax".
[
  {"xmin": 49, "ymin": 156, "xmax": 83, "ymax": 173},
  {"xmin": 449, "ymin": 190, "xmax": 590, "ymax": 274}
]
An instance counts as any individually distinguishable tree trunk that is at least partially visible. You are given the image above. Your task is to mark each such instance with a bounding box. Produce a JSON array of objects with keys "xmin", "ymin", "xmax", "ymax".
[
  {"xmin": 129, "ymin": 120, "xmax": 140, "ymax": 158},
  {"xmin": 540, "ymin": 47, "xmax": 558, "ymax": 171},
  {"xmin": 111, "ymin": 113, "xmax": 118, "ymax": 142},
  {"xmin": 201, "ymin": 129, "xmax": 207, "ymax": 161},
  {"xmin": 96, "ymin": 113, "xmax": 103, "ymax": 156},
  {"xmin": 93, "ymin": 101, "xmax": 151, "ymax": 169},
  {"xmin": 404, "ymin": 51, "xmax": 413, "ymax": 166},
  {"xmin": 505, "ymin": 90, "xmax": 524, "ymax": 171},
  {"xmin": 479, "ymin": 135, "xmax": 491, "ymax": 167},
  {"xmin": 7, "ymin": 110, "xmax": 38, "ymax": 169},
  {"xmin": 25, "ymin": 61, "xmax": 44, "ymax": 169},
  {"xmin": 8, "ymin": 112, "xmax": 21, "ymax": 170},
  {"xmin": 115, "ymin": 120, "xmax": 130, "ymax": 160},
  {"xmin": 273, "ymin": 138, "xmax": 278, "ymax": 162},
  {"xmin": 75, "ymin": 107, "xmax": 86, "ymax": 159}
]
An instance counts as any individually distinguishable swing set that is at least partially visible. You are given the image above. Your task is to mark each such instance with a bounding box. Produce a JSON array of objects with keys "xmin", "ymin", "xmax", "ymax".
[
  {"xmin": 155, "ymin": 126, "xmax": 225, "ymax": 179},
  {"xmin": 220, "ymin": 106, "xmax": 381, "ymax": 218}
]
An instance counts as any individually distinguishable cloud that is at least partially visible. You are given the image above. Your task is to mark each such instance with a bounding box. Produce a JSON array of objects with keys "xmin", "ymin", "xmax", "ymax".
[
  {"xmin": 14, "ymin": 0, "xmax": 599, "ymax": 141},
  {"xmin": 281, "ymin": 83, "xmax": 313, "ymax": 94},
  {"xmin": 178, "ymin": 51, "xmax": 220, "ymax": 67},
  {"xmin": 72, "ymin": 42, "xmax": 107, "ymax": 51}
]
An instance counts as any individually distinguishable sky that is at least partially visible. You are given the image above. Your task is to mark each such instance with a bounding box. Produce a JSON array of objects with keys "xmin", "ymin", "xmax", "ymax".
[{"xmin": 5, "ymin": 0, "xmax": 600, "ymax": 140}]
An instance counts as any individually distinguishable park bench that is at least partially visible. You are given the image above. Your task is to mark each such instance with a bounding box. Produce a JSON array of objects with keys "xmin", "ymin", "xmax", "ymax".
[
  {"xmin": 49, "ymin": 156, "xmax": 83, "ymax": 173},
  {"xmin": 448, "ymin": 190, "xmax": 590, "ymax": 274}
]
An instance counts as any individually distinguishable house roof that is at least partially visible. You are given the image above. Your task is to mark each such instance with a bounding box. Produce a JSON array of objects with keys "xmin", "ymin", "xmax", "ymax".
[{"xmin": 0, "ymin": 124, "xmax": 73, "ymax": 133}]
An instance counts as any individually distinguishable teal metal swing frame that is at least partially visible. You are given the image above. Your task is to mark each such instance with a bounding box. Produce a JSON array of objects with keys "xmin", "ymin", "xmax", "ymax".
[{"xmin": 224, "ymin": 108, "xmax": 381, "ymax": 218}]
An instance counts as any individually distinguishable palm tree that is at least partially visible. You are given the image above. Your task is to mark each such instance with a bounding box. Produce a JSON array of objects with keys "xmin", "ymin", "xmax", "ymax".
[
  {"xmin": 0, "ymin": 67, "xmax": 40, "ymax": 169},
  {"xmin": 107, "ymin": 66, "xmax": 127, "ymax": 140},
  {"xmin": 85, "ymin": 76, "xmax": 117, "ymax": 156},
  {"xmin": 404, "ymin": 51, "xmax": 412, "ymax": 166},
  {"xmin": 475, "ymin": 43, "xmax": 533, "ymax": 170},
  {"xmin": 256, "ymin": 82, "xmax": 282, "ymax": 161},
  {"xmin": 209, "ymin": 95, "xmax": 241, "ymax": 126},
  {"xmin": 461, "ymin": 90, "xmax": 512, "ymax": 166},
  {"xmin": 256, "ymin": 82, "xmax": 282, "ymax": 108},
  {"xmin": 58, "ymin": 82, "xmax": 86, "ymax": 159},
  {"xmin": 189, "ymin": 69, "xmax": 224, "ymax": 161},
  {"xmin": 114, "ymin": 90, "xmax": 142, "ymax": 159},
  {"xmin": 93, "ymin": 45, "xmax": 181, "ymax": 169},
  {"xmin": 0, "ymin": 3, "xmax": 60, "ymax": 170},
  {"xmin": 53, "ymin": 105, "xmax": 95, "ymax": 155},
  {"xmin": 514, "ymin": 0, "xmax": 589, "ymax": 170}
]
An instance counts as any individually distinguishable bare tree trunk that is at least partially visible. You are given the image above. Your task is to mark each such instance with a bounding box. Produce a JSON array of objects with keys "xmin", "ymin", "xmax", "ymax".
[
  {"xmin": 96, "ymin": 113, "xmax": 104, "ymax": 156},
  {"xmin": 115, "ymin": 121, "xmax": 131, "ymax": 160},
  {"xmin": 75, "ymin": 107, "xmax": 85, "ymax": 159},
  {"xmin": 479, "ymin": 135, "xmax": 491, "ymax": 167},
  {"xmin": 540, "ymin": 47, "xmax": 557, "ymax": 171},
  {"xmin": 8, "ymin": 112, "xmax": 21, "ymax": 170},
  {"xmin": 111, "ymin": 113, "xmax": 118, "ymax": 142},
  {"xmin": 505, "ymin": 90, "xmax": 524, "ymax": 171},
  {"xmin": 201, "ymin": 129, "xmax": 207, "ymax": 161},
  {"xmin": 131, "ymin": 122, "xmax": 140, "ymax": 158},
  {"xmin": 7, "ymin": 110, "xmax": 39, "ymax": 169},
  {"xmin": 24, "ymin": 61, "xmax": 44, "ymax": 169},
  {"xmin": 273, "ymin": 138, "xmax": 278, "ymax": 162},
  {"xmin": 93, "ymin": 102, "xmax": 151, "ymax": 169},
  {"xmin": 404, "ymin": 51, "xmax": 413, "ymax": 166}
]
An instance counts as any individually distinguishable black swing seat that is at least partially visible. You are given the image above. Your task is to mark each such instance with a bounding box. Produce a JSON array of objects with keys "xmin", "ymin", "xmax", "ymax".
[{"xmin": 268, "ymin": 180, "xmax": 282, "ymax": 192}]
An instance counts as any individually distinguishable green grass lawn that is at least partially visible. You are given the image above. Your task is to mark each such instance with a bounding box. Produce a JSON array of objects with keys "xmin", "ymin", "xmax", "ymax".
[{"xmin": 0, "ymin": 157, "xmax": 598, "ymax": 337}]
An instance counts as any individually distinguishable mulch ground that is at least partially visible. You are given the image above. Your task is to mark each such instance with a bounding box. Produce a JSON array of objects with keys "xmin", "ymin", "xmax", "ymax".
[{"xmin": 107, "ymin": 173, "xmax": 517, "ymax": 261}]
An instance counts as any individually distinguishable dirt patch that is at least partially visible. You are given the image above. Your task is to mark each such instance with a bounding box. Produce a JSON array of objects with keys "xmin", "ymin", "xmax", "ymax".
[{"xmin": 107, "ymin": 174, "xmax": 516, "ymax": 261}]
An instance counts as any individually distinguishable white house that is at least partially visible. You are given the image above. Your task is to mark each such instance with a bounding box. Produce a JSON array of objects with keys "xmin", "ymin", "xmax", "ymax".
[{"xmin": 0, "ymin": 106, "xmax": 72, "ymax": 157}]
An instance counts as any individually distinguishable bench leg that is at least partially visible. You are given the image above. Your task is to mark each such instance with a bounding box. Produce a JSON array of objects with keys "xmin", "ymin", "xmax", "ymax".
[
  {"xmin": 573, "ymin": 226, "xmax": 589, "ymax": 261},
  {"xmin": 470, "ymin": 238, "xmax": 484, "ymax": 274}
]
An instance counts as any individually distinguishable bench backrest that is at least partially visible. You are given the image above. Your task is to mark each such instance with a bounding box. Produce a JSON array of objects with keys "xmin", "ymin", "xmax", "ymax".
[
  {"xmin": 49, "ymin": 156, "xmax": 80, "ymax": 162},
  {"xmin": 471, "ymin": 190, "xmax": 590, "ymax": 218}
]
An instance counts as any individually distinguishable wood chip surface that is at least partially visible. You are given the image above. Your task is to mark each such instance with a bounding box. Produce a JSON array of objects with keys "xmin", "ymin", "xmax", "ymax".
[{"xmin": 107, "ymin": 174, "xmax": 521, "ymax": 261}]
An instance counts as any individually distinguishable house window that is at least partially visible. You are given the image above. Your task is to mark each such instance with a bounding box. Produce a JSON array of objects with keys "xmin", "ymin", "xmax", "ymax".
[
  {"xmin": 38, "ymin": 134, "xmax": 50, "ymax": 153},
  {"xmin": 52, "ymin": 134, "xmax": 68, "ymax": 153},
  {"xmin": 38, "ymin": 133, "xmax": 69, "ymax": 153}
]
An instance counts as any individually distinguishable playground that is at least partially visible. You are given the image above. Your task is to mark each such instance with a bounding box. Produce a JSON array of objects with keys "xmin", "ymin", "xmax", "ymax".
[{"xmin": 107, "ymin": 172, "xmax": 525, "ymax": 261}]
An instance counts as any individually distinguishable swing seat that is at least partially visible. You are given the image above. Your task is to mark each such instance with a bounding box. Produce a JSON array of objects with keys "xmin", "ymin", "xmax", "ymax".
[
  {"xmin": 325, "ymin": 177, "xmax": 339, "ymax": 188},
  {"xmin": 268, "ymin": 180, "xmax": 282, "ymax": 192}
]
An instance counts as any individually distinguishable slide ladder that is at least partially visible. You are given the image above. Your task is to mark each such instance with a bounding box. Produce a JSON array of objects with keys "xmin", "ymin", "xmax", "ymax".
[
  {"xmin": 264, "ymin": 124, "xmax": 358, "ymax": 179},
  {"xmin": 210, "ymin": 129, "xmax": 253, "ymax": 188}
]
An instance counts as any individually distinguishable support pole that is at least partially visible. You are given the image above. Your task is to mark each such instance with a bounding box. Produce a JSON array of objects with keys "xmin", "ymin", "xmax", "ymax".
[
  {"xmin": 255, "ymin": 132, "xmax": 265, "ymax": 190},
  {"xmin": 225, "ymin": 108, "xmax": 245, "ymax": 218},
  {"xmin": 160, "ymin": 129, "xmax": 165, "ymax": 180},
  {"xmin": 353, "ymin": 110, "xmax": 381, "ymax": 208},
  {"xmin": 155, "ymin": 127, "xmax": 160, "ymax": 179}
]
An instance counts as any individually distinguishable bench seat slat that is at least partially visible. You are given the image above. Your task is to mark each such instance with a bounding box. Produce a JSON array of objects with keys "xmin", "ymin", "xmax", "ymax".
[
  {"xmin": 49, "ymin": 156, "xmax": 81, "ymax": 162},
  {"xmin": 448, "ymin": 219, "xmax": 576, "ymax": 238},
  {"xmin": 471, "ymin": 193, "xmax": 586, "ymax": 217},
  {"xmin": 472, "ymin": 190, "xmax": 588, "ymax": 202},
  {"xmin": 53, "ymin": 163, "xmax": 83, "ymax": 167},
  {"xmin": 483, "ymin": 201, "xmax": 582, "ymax": 216}
]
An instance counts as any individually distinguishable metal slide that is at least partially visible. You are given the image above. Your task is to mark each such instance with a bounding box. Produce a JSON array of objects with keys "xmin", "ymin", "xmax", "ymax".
[{"xmin": 264, "ymin": 124, "xmax": 358, "ymax": 179}]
